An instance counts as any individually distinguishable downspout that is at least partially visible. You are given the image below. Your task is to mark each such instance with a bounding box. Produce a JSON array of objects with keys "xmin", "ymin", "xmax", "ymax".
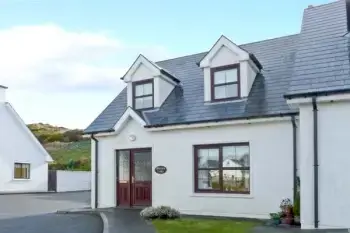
[
  {"xmin": 291, "ymin": 116, "xmax": 297, "ymax": 202},
  {"xmin": 91, "ymin": 134, "xmax": 99, "ymax": 209},
  {"xmin": 312, "ymin": 97, "xmax": 319, "ymax": 228}
]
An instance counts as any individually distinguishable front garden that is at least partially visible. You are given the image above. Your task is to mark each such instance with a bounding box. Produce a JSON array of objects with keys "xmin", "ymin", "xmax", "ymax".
[
  {"xmin": 140, "ymin": 178, "xmax": 301, "ymax": 232},
  {"xmin": 140, "ymin": 206, "xmax": 260, "ymax": 233}
]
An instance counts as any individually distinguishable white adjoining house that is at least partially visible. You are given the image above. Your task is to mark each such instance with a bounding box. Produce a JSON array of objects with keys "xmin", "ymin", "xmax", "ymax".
[
  {"xmin": 0, "ymin": 85, "xmax": 53, "ymax": 192},
  {"xmin": 84, "ymin": 0, "xmax": 350, "ymax": 230}
]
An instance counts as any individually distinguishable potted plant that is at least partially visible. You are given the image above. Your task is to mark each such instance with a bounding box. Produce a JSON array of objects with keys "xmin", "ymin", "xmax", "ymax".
[{"xmin": 280, "ymin": 198, "xmax": 293, "ymax": 225}]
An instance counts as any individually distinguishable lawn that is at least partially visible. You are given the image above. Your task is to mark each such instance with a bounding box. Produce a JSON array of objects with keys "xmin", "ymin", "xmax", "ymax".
[{"xmin": 153, "ymin": 218, "xmax": 260, "ymax": 233}]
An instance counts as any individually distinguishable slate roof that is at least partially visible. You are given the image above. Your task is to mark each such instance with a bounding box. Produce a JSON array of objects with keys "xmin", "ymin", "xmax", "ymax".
[
  {"xmin": 285, "ymin": 0, "xmax": 350, "ymax": 97},
  {"xmin": 84, "ymin": 0, "xmax": 350, "ymax": 134},
  {"xmin": 85, "ymin": 34, "xmax": 299, "ymax": 133}
]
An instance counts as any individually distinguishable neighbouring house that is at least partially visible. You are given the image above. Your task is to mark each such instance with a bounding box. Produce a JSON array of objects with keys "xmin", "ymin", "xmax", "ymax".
[
  {"xmin": 84, "ymin": 0, "xmax": 350, "ymax": 229},
  {"xmin": 0, "ymin": 85, "xmax": 53, "ymax": 192}
]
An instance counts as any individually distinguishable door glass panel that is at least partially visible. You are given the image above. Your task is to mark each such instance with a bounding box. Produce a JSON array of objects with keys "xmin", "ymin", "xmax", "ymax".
[
  {"xmin": 133, "ymin": 151, "xmax": 152, "ymax": 182},
  {"xmin": 118, "ymin": 150, "xmax": 130, "ymax": 182}
]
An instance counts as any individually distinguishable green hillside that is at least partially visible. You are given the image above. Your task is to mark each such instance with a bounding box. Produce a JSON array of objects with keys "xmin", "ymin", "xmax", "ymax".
[
  {"xmin": 28, "ymin": 123, "xmax": 91, "ymax": 171},
  {"xmin": 45, "ymin": 140, "xmax": 91, "ymax": 163}
]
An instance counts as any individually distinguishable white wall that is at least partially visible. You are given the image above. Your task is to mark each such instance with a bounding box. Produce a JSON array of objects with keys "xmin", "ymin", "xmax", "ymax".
[
  {"xmin": 131, "ymin": 63, "xmax": 154, "ymax": 82},
  {"xmin": 0, "ymin": 104, "xmax": 48, "ymax": 192},
  {"xmin": 210, "ymin": 46, "xmax": 240, "ymax": 67},
  {"xmin": 0, "ymin": 87, "xmax": 6, "ymax": 102},
  {"xmin": 93, "ymin": 118, "xmax": 295, "ymax": 219},
  {"xmin": 154, "ymin": 77, "xmax": 174, "ymax": 108},
  {"xmin": 56, "ymin": 170, "xmax": 91, "ymax": 192},
  {"xmin": 299, "ymin": 99, "xmax": 350, "ymax": 229}
]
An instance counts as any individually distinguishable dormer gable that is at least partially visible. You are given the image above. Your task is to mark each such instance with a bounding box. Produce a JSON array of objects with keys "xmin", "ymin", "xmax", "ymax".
[
  {"xmin": 121, "ymin": 54, "xmax": 179, "ymax": 110},
  {"xmin": 199, "ymin": 35, "xmax": 262, "ymax": 102}
]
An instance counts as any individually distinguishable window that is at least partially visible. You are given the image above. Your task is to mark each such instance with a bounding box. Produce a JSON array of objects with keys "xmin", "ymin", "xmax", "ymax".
[
  {"xmin": 133, "ymin": 80, "xmax": 154, "ymax": 110},
  {"xmin": 14, "ymin": 163, "xmax": 30, "ymax": 179},
  {"xmin": 211, "ymin": 64, "xmax": 240, "ymax": 101},
  {"xmin": 194, "ymin": 143, "xmax": 250, "ymax": 194}
]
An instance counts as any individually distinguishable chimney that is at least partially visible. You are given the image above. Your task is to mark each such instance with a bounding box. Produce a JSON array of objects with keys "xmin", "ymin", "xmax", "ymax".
[{"xmin": 0, "ymin": 85, "xmax": 8, "ymax": 102}]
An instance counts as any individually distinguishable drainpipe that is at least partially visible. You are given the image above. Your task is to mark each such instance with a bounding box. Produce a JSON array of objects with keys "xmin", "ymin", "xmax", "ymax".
[
  {"xmin": 312, "ymin": 97, "xmax": 319, "ymax": 228},
  {"xmin": 291, "ymin": 116, "xmax": 297, "ymax": 202},
  {"xmin": 91, "ymin": 134, "xmax": 99, "ymax": 209}
]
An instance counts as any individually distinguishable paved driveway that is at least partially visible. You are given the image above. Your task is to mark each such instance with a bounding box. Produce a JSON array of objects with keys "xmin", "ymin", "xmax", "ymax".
[{"xmin": 0, "ymin": 191, "xmax": 102, "ymax": 233}]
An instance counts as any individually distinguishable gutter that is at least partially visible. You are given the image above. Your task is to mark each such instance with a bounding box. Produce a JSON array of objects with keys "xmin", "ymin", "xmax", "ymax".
[
  {"xmin": 145, "ymin": 112, "xmax": 299, "ymax": 128},
  {"xmin": 91, "ymin": 134, "xmax": 99, "ymax": 209},
  {"xmin": 291, "ymin": 116, "xmax": 297, "ymax": 202},
  {"xmin": 284, "ymin": 88, "xmax": 350, "ymax": 100},
  {"xmin": 312, "ymin": 97, "xmax": 319, "ymax": 228}
]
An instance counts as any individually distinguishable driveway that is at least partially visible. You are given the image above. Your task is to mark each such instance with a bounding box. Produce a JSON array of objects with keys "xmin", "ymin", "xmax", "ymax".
[{"xmin": 0, "ymin": 191, "xmax": 102, "ymax": 233}]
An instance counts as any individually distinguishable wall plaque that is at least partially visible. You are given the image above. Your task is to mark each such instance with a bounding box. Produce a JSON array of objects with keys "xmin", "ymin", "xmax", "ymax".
[{"xmin": 155, "ymin": 166, "xmax": 167, "ymax": 174}]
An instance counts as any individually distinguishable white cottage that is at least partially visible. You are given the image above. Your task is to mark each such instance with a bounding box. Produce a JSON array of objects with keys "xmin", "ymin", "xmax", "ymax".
[
  {"xmin": 0, "ymin": 85, "xmax": 52, "ymax": 192},
  {"xmin": 85, "ymin": 0, "xmax": 350, "ymax": 229}
]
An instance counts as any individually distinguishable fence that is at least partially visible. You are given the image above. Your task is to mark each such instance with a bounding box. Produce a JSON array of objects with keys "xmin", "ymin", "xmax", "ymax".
[{"xmin": 48, "ymin": 170, "xmax": 91, "ymax": 192}]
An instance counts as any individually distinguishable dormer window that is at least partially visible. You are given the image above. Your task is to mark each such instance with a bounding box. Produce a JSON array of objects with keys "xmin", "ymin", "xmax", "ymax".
[
  {"xmin": 133, "ymin": 79, "xmax": 154, "ymax": 110},
  {"xmin": 199, "ymin": 36, "xmax": 262, "ymax": 102},
  {"xmin": 211, "ymin": 64, "xmax": 240, "ymax": 101}
]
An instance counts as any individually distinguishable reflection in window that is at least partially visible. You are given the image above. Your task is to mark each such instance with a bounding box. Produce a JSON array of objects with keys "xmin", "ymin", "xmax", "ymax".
[{"xmin": 195, "ymin": 143, "xmax": 250, "ymax": 193}]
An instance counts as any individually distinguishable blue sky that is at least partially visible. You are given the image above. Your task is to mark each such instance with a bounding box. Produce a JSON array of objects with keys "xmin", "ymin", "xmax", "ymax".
[{"xmin": 0, "ymin": 0, "xmax": 332, "ymax": 128}]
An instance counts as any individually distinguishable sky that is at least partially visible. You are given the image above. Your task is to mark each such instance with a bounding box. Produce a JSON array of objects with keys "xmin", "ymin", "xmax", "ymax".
[{"xmin": 0, "ymin": 0, "xmax": 333, "ymax": 129}]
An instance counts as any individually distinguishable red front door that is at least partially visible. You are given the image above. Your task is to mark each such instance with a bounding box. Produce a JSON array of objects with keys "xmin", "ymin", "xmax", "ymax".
[{"xmin": 116, "ymin": 149, "xmax": 152, "ymax": 207}]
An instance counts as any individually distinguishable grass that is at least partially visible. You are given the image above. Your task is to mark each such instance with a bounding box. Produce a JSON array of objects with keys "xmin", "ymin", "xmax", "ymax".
[
  {"xmin": 46, "ymin": 140, "xmax": 91, "ymax": 164},
  {"xmin": 153, "ymin": 218, "xmax": 260, "ymax": 233}
]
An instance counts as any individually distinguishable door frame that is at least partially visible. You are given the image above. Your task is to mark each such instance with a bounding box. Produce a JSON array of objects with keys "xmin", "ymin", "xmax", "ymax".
[{"xmin": 115, "ymin": 147, "xmax": 152, "ymax": 207}]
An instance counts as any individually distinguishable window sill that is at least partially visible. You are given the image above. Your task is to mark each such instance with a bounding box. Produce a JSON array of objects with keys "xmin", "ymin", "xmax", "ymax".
[
  {"xmin": 12, "ymin": 178, "xmax": 31, "ymax": 181},
  {"xmin": 191, "ymin": 192, "xmax": 253, "ymax": 199},
  {"xmin": 204, "ymin": 98, "xmax": 247, "ymax": 105}
]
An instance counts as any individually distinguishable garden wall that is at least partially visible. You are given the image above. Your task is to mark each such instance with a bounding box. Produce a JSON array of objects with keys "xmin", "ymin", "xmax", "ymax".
[{"xmin": 56, "ymin": 170, "xmax": 91, "ymax": 192}]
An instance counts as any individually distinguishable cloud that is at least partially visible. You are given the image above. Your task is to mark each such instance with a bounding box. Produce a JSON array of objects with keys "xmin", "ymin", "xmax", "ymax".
[
  {"xmin": 0, "ymin": 24, "xmax": 174, "ymax": 128},
  {"xmin": 0, "ymin": 24, "xmax": 173, "ymax": 92}
]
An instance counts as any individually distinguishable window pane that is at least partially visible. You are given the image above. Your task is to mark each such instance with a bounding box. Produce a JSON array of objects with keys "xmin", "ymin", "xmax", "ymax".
[
  {"xmin": 225, "ymin": 69, "xmax": 238, "ymax": 82},
  {"xmin": 118, "ymin": 151, "xmax": 130, "ymax": 181},
  {"xmin": 223, "ymin": 169, "xmax": 250, "ymax": 192},
  {"xmin": 14, "ymin": 167, "xmax": 21, "ymax": 178},
  {"xmin": 214, "ymin": 86, "xmax": 226, "ymax": 99},
  {"xmin": 135, "ymin": 98, "xmax": 143, "ymax": 109},
  {"xmin": 214, "ymin": 71, "xmax": 226, "ymax": 84},
  {"xmin": 226, "ymin": 84, "xmax": 238, "ymax": 98},
  {"xmin": 197, "ymin": 170, "xmax": 220, "ymax": 190},
  {"xmin": 198, "ymin": 148, "xmax": 219, "ymax": 168},
  {"xmin": 135, "ymin": 84, "xmax": 144, "ymax": 97},
  {"xmin": 143, "ymin": 96, "xmax": 153, "ymax": 108},
  {"xmin": 223, "ymin": 146, "xmax": 237, "ymax": 168},
  {"xmin": 236, "ymin": 146, "xmax": 250, "ymax": 167},
  {"xmin": 223, "ymin": 145, "xmax": 249, "ymax": 168},
  {"xmin": 14, "ymin": 163, "xmax": 30, "ymax": 179},
  {"xmin": 143, "ymin": 83, "xmax": 153, "ymax": 95}
]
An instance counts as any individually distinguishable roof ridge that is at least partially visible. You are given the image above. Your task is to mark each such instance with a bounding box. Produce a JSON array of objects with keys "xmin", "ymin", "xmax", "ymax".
[{"xmin": 155, "ymin": 34, "xmax": 299, "ymax": 64}]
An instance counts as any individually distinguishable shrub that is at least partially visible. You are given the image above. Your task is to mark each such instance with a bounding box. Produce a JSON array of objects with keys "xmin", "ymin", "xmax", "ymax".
[{"xmin": 140, "ymin": 206, "xmax": 180, "ymax": 220}]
